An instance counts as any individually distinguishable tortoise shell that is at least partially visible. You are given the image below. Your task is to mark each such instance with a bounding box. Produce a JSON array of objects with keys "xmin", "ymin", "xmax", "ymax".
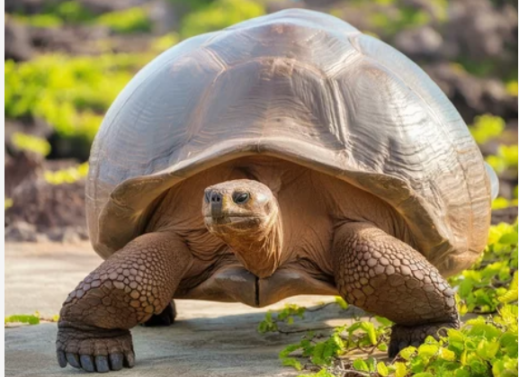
[{"xmin": 86, "ymin": 9, "xmax": 494, "ymax": 276}]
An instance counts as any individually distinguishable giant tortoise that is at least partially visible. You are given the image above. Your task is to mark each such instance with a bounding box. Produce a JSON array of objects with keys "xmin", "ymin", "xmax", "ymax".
[{"xmin": 56, "ymin": 9, "xmax": 497, "ymax": 373}]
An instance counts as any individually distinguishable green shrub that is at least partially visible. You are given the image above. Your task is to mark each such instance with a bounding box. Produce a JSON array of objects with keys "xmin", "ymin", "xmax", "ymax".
[
  {"xmin": 5, "ymin": 314, "xmax": 40, "ymax": 325},
  {"xmin": 506, "ymin": 81, "xmax": 518, "ymax": 97},
  {"xmin": 11, "ymin": 132, "xmax": 51, "ymax": 156},
  {"xmin": 180, "ymin": 0, "xmax": 265, "ymax": 38},
  {"xmin": 12, "ymin": 14, "xmax": 63, "ymax": 28},
  {"xmin": 486, "ymin": 145, "xmax": 519, "ymax": 175},
  {"xmin": 5, "ymin": 198, "xmax": 13, "ymax": 210},
  {"xmin": 469, "ymin": 114, "xmax": 506, "ymax": 145},
  {"xmin": 44, "ymin": 162, "xmax": 89, "ymax": 185},
  {"xmin": 97, "ymin": 7, "xmax": 152, "ymax": 34},
  {"xmin": 5, "ymin": 54, "xmax": 149, "ymax": 152},
  {"xmin": 12, "ymin": 1, "xmax": 95, "ymax": 27},
  {"xmin": 12, "ymin": 3, "xmax": 149, "ymax": 34},
  {"xmin": 261, "ymin": 222, "xmax": 518, "ymax": 377}
]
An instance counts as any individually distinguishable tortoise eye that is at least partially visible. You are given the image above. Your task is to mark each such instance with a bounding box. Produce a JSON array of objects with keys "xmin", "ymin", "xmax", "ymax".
[{"xmin": 232, "ymin": 192, "xmax": 250, "ymax": 204}]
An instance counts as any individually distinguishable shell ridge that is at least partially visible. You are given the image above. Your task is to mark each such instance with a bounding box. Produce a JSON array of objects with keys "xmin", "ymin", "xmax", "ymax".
[{"xmin": 356, "ymin": 35, "xmax": 478, "ymax": 252}]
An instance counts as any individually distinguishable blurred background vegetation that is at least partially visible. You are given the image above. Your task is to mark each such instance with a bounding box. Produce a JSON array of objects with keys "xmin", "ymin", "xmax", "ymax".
[{"xmin": 4, "ymin": 0, "xmax": 518, "ymax": 240}]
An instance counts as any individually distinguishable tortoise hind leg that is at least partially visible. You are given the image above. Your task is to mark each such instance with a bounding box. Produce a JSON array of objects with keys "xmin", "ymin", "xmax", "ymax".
[
  {"xmin": 142, "ymin": 301, "xmax": 177, "ymax": 327},
  {"xmin": 332, "ymin": 222, "xmax": 459, "ymax": 358},
  {"xmin": 56, "ymin": 232, "xmax": 192, "ymax": 372}
]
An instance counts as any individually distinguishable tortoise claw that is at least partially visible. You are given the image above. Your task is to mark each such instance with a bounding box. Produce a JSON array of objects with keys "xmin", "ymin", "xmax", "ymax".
[
  {"xmin": 57, "ymin": 325, "xmax": 135, "ymax": 372},
  {"xmin": 95, "ymin": 355, "xmax": 110, "ymax": 373},
  {"xmin": 80, "ymin": 354, "xmax": 95, "ymax": 372},
  {"xmin": 57, "ymin": 351, "xmax": 67, "ymax": 368}
]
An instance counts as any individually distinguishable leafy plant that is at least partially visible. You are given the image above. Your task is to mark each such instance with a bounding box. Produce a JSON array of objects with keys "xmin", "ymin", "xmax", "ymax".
[
  {"xmin": 486, "ymin": 145, "xmax": 519, "ymax": 175},
  {"xmin": 44, "ymin": 162, "xmax": 89, "ymax": 185},
  {"xmin": 5, "ymin": 198, "xmax": 13, "ymax": 210},
  {"xmin": 179, "ymin": 0, "xmax": 265, "ymax": 38},
  {"xmin": 5, "ymin": 314, "xmax": 40, "ymax": 325},
  {"xmin": 5, "ymin": 312, "xmax": 59, "ymax": 325},
  {"xmin": 11, "ymin": 132, "xmax": 51, "ymax": 156},
  {"xmin": 493, "ymin": 197, "xmax": 519, "ymax": 210},
  {"xmin": 151, "ymin": 32, "xmax": 180, "ymax": 53},
  {"xmin": 260, "ymin": 222, "xmax": 518, "ymax": 376},
  {"xmin": 258, "ymin": 303, "xmax": 308, "ymax": 334},
  {"xmin": 506, "ymin": 81, "xmax": 518, "ymax": 97},
  {"xmin": 12, "ymin": 2, "xmax": 150, "ymax": 34},
  {"xmin": 450, "ymin": 222, "xmax": 518, "ymax": 314},
  {"xmin": 5, "ymin": 53, "xmax": 150, "ymax": 157},
  {"xmin": 97, "ymin": 8, "xmax": 152, "ymax": 34},
  {"xmin": 469, "ymin": 114, "xmax": 506, "ymax": 145}
]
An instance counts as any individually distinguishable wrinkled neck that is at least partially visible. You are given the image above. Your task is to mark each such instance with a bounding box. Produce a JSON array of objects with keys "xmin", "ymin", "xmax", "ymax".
[{"xmin": 220, "ymin": 204, "xmax": 283, "ymax": 279}]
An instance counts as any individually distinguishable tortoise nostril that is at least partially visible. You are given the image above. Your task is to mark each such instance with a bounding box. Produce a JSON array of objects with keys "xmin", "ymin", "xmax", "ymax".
[{"xmin": 211, "ymin": 192, "xmax": 222, "ymax": 203}]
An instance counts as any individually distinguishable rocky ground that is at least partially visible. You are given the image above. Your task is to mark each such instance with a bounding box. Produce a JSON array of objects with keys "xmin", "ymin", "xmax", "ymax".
[{"xmin": 5, "ymin": 242, "xmax": 369, "ymax": 377}]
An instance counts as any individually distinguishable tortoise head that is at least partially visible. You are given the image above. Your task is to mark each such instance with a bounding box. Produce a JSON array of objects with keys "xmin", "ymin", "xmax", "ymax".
[{"xmin": 202, "ymin": 179, "xmax": 282, "ymax": 278}]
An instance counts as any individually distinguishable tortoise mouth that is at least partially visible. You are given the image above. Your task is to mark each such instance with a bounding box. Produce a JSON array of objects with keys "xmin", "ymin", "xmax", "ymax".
[{"xmin": 204, "ymin": 214, "xmax": 264, "ymax": 227}]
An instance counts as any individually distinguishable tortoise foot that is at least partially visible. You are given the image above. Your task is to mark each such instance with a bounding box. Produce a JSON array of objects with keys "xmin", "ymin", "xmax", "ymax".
[
  {"xmin": 388, "ymin": 320, "xmax": 459, "ymax": 358},
  {"xmin": 142, "ymin": 302, "xmax": 176, "ymax": 327},
  {"xmin": 56, "ymin": 323, "xmax": 135, "ymax": 373}
]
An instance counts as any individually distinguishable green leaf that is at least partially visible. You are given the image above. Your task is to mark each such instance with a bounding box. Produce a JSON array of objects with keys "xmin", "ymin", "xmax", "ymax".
[
  {"xmin": 417, "ymin": 343, "xmax": 439, "ymax": 358},
  {"xmin": 5, "ymin": 314, "xmax": 40, "ymax": 325},
  {"xmin": 500, "ymin": 332, "xmax": 519, "ymax": 357},
  {"xmin": 447, "ymin": 329, "xmax": 465, "ymax": 342},
  {"xmin": 279, "ymin": 343, "xmax": 302, "ymax": 359},
  {"xmin": 376, "ymin": 361, "xmax": 389, "ymax": 376},
  {"xmin": 399, "ymin": 346, "xmax": 417, "ymax": 360},
  {"xmin": 360, "ymin": 322, "xmax": 377, "ymax": 345},
  {"xmin": 439, "ymin": 348, "xmax": 456, "ymax": 361},
  {"xmin": 352, "ymin": 358, "xmax": 369, "ymax": 372},
  {"xmin": 454, "ymin": 368, "xmax": 471, "ymax": 377},
  {"xmin": 499, "ymin": 231, "xmax": 518, "ymax": 245},
  {"xmin": 334, "ymin": 296, "xmax": 348, "ymax": 310},
  {"xmin": 311, "ymin": 342, "xmax": 327, "ymax": 366},
  {"xmin": 12, "ymin": 132, "xmax": 51, "ymax": 156},
  {"xmin": 281, "ymin": 357, "xmax": 302, "ymax": 371},
  {"xmin": 394, "ymin": 362, "xmax": 407, "ymax": 377},
  {"xmin": 498, "ymin": 289, "xmax": 518, "ymax": 304},
  {"xmin": 466, "ymin": 323, "xmax": 501, "ymax": 340},
  {"xmin": 375, "ymin": 315, "xmax": 393, "ymax": 327}
]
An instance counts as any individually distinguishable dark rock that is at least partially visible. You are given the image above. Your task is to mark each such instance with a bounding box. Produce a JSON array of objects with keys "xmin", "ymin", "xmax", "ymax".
[
  {"xmin": 394, "ymin": 26, "xmax": 443, "ymax": 60},
  {"xmin": 5, "ymin": 151, "xmax": 44, "ymax": 198},
  {"xmin": 5, "ymin": 0, "xmax": 56, "ymax": 15},
  {"xmin": 491, "ymin": 207, "xmax": 518, "ymax": 225},
  {"xmin": 78, "ymin": 0, "xmax": 148, "ymax": 15},
  {"xmin": 6, "ymin": 179, "xmax": 87, "ymax": 234},
  {"xmin": 29, "ymin": 25, "xmax": 109, "ymax": 55},
  {"xmin": 5, "ymin": 221, "xmax": 50, "ymax": 242},
  {"xmin": 425, "ymin": 63, "xmax": 518, "ymax": 124},
  {"xmin": 5, "ymin": 18, "xmax": 33, "ymax": 62},
  {"xmin": 444, "ymin": 0, "xmax": 517, "ymax": 61},
  {"xmin": 46, "ymin": 226, "xmax": 89, "ymax": 243}
]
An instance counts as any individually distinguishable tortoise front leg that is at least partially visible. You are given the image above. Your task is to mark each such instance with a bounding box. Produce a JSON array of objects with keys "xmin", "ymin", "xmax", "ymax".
[
  {"xmin": 332, "ymin": 222, "xmax": 459, "ymax": 357},
  {"xmin": 56, "ymin": 232, "xmax": 192, "ymax": 372},
  {"xmin": 142, "ymin": 301, "xmax": 177, "ymax": 327}
]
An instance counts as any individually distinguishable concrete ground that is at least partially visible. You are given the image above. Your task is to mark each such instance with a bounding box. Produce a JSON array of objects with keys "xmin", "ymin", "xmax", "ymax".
[{"xmin": 5, "ymin": 242, "xmax": 366, "ymax": 377}]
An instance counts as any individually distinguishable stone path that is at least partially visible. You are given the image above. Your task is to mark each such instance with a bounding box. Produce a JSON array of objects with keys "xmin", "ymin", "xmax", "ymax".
[{"xmin": 5, "ymin": 242, "xmax": 365, "ymax": 377}]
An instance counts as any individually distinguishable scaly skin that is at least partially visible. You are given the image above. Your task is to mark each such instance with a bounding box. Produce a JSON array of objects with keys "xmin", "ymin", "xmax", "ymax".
[
  {"xmin": 332, "ymin": 222, "xmax": 459, "ymax": 357},
  {"xmin": 56, "ymin": 232, "xmax": 192, "ymax": 372},
  {"xmin": 142, "ymin": 301, "xmax": 176, "ymax": 327}
]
